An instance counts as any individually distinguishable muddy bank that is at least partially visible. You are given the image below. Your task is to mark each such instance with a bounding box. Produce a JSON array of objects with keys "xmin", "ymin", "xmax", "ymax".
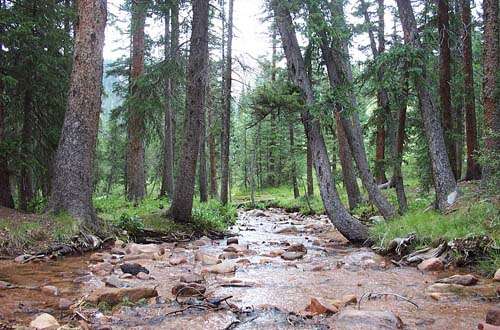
[{"xmin": 0, "ymin": 209, "xmax": 498, "ymax": 329}]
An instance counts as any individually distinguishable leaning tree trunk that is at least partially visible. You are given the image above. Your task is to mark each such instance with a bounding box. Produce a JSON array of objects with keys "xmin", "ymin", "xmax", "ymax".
[
  {"xmin": 392, "ymin": 69, "xmax": 409, "ymax": 214},
  {"xmin": 462, "ymin": 0, "xmax": 481, "ymax": 180},
  {"xmin": 306, "ymin": 140, "xmax": 314, "ymax": 196},
  {"xmin": 311, "ymin": 6, "xmax": 396, "ymax": 219},
  {"xmin": 438, "ymin": 0, "xmax": 458, "ymax": 178},
  {"xmin": 48, "ymin": 0, "xmax": 107, "ymax": 231},
  {"xmin": 481, "ymin": 0, "xmax": 499, "ymax": 188},
  {"xmin": 220, "ymin": 0, "xmax": 233, "ymax": 205},
  {"xmin": 288, "ymin": 122, "xmax": 300, "ymax": 199},
  {"xmin": 335, "ymin": 113, "xmax": 362, "ymax": 210},
  {"xmin": 169, "ymin": 0, "xmax": 209, "ymax": 222},
  {"xmin": 160, "ymin": 5, "xmax": 174, "ymax": 198},
  {"xmin": 126, "ymin": 0, "xmax": 147, "ymax": 203},
  {"xmin": 272, "ymin": 0, "xmax": 368, "ymax": 243},
  {"xmin": 396, "ymin": 0, "xmax": 458, "ymax": 210}
]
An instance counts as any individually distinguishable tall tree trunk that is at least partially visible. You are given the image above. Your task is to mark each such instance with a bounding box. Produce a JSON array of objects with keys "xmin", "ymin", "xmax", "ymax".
[
  {"xmin": 49, "ymin": 0, "xmax": 107, "ymax": 230},
  {"xmin": 220, "ymin": 0, "xmax": 233, "ymax": 205},
  {"xmin": 462, "ymin": 0, "xmax": 481, "ymax": 180},
  {"xmin": 306, "ymin": 141, "xmax": 314, "ymax": 196},
  {"xmin": 19, "ymin": 89, "xmax": 34, "ymax": 212},
  {"xmin": 199, "ymin": 110, "xmax": 208, "ymax": 202},
  {"xmin": 272, "ymin": 0, "xmax": 368, "ymax": 243},
  {"xmin": 396, "ymin": 0, "xmax": 458, "ymax": 210},
  {"xmin": 288, "ymin": 123, "xmax": 299, "ymax": 198},
  {"xmin": 335, "ymin": 113, "xmax": 362, "ymax": 210},
  {"xmin": 160, "ymin": 5, "xmax": 174, "ymax": 198},
  {"xmin": 170, "ymin": 0, "xmax": 209, "ymax": 222},
  {"xmin": 310, "ymin": 1, "xmax": 396, "ymax": 219},
  {"xmin": 208, "ymin": 100, "xmax": 218, "ymax": 198},
  {"xmin": 0, "ymin": 85, "xmax": 13, "ymax": 209},
  {"xmin": 481, "ymin": 0, "xmax": 499, "ymax": 187},
  {"xmin": 392, "ymin": 70, "xmax": 409, "ymax": 214},
  {"xmin": 126, "ymin": 0, "xmax": 147, "ymax": 203},
  {"xmin": 438, "ymin": 0, "xmax": 457, "ymax": 178}
]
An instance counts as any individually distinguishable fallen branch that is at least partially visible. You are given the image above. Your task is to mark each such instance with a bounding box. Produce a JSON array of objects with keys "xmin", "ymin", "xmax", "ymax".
[{"xmin": 357, "ymin": 292, "xmax": 419, "ymax": 309}]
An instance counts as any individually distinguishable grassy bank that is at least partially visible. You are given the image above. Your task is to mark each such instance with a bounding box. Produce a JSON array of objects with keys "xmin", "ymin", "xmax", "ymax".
[{"xmin": 0, "ymin": 194, "xmax": 237, "ymax": 256}]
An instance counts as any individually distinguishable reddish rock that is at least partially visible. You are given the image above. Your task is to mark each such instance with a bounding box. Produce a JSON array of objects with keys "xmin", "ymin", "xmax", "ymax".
[
  {"xmin": 417, "ymin": 258, "xmax": 444, "ymax": 271},
  {"xmin": 437, "ymin": 274, "xmax": 478, "ymax": 286},
  {"xmin": 486, "ymin": 306, "xmax": 500, "ymax": 326},
  {"xmin": 494, "ymin": 269, "xmax": 500, "ymax": 282},
  {"xmin": 281, "ymin": 251, "xmax": 305, "ymax": 261},
  {"xmin": 303, "ymin": 297, "xmax": 338, "ymax": 315},
  {"xmin": 58, "ymin": 298, "xmax": 73, "ymax": 310},
  {"xmin": 286, "ymin": 243, "xmax": 307, "ymax": 253},
  {"xmin": 41, "ymin": 285, "xmax": 59, "ymax": 296},
  {"xmin": 180, "ymin": 273, "xmax": 204, "ymax": 284},
  {"xmin": 169, "ymin": 255, "xmax": 188, "ymax": 266},
  {"xmin": 86, "ymin": 287, "xmax": 158, "ymax": 305},
  {"xmin": 30, "ymin": 313, "xmax": 60, "ymax": 330},
  {"xmin": 171, "ymin": 283, "xmax": 206, "ymax": 297},
  {"xmin": 202, "ymin": 262, "xmax": 237, "ymax": 274},
  {"xmin": 227, "ymin": 237, "xmax": 239, "ymax": 245}
]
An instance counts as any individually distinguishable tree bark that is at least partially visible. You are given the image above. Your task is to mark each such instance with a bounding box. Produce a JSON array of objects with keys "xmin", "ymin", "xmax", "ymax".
[
  {"xmin": 392, "ymin": 70, "xmax": 409, "ymax": 214},
  {"xmin": 208, "ymin": 99, "xmax": 218, "ymax": 198},
  {"xmin": 19, "ymin": 89, "xmax": 34, "ymax": 212},
  {"xmin": 272, "ymin": 0, "xmax": 368, "ymax": 243},
  {"xmin": 438, "ymin": 0, "xmax": 457, "ymax": 178},
  {"xmin": 49, "ymin": 0, "xmax": 107, "ymax": 230},
  {"xmin": 170, "ymin": 0, "xmax": 209, "ymax": 222},
  {"xmin": 220, "ymin": 0, "xmax": 233, "ymax": 205},
  {"xmin": 396, "ymin": 0, "xmax": 458, "ymax": 210},
  {"xmin": 126, "ymin": 0, "xmax": 147, "ymax": 203},
  {"xmin": 481, "ymin": 0, "xmax": 499, "ymax": 187},
  {"xmin": 335, "ymin": 113, "xmax": 362, "ymax": 210},
  {"xmin": 160, "ymin": 3, "xmax": 174, "ymax": 198},
  {"xmin": 310, "ymin": 1, "xmax": 396, "ymax": 219},
  {"xmin": 306, "ymin": 140, "xmax": 314, "ymax": 196},
  {"xmin": 461, "ymin": 0, "xmax": 481, "ymax": 180},
  {"xmin": 0, "ymin": 75, "xmax": 13, "ymax": 209},
  {"xmin": 288, "ymin": 122, "xmax": 299, "ymax": 198},
  {"xmin": 199, "ymin": 110, "xmax": 208, "ymax": 202}
]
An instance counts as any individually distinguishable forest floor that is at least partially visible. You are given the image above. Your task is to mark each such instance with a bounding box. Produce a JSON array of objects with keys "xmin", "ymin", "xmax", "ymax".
[{"xmin": 0, "ymin": 208, "xmax": 498, "ymax": 329}]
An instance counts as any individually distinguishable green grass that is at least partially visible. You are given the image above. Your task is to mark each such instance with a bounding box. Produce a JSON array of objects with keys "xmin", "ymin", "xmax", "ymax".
[
  {"xmin": 94, "ymin": 194, "xmax": 237, "ymax": 235},
  {"xmin": 371, "ymin": 197, "xmax": 500, "ymax": 275}
]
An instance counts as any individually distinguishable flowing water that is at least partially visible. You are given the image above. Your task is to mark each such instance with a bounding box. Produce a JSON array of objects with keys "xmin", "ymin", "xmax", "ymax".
[{"xmin": 0, "ymin": 209, "xmax": 497, "ymax": 329}]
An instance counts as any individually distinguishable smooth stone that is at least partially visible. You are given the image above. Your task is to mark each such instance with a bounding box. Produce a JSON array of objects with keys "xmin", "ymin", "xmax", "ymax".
[
  {"xmin": 436, "ymin": 274, "xmax": 478, "ymax": 286},
  {"xmin": 227, "ymin": 237, "xmax": 239, "ymax": 245},
  {"xmin": 29, "ymin": 313, "xmax": 60, "ymax": 330},
  {"xmin": 120, "ymin": 263, "xmax": 149, "ymax": 276},
  {"xmin": 41, "ymin": 285, "xmax": 59, "ymax": 296},
  {"xmin": 180, "ymin": 273, "xmax": 205, "ymax": 284},
  {"xmin": 86, "ymin": 287, "xmax": 158, "ymax": 305},
  {"xmin": 58, "ymin": 298, "xmax": 73, "ymax": 310},
  {"xmin": 169, "ymin": 255, "xmax": 188, "ymax": 266},
  {"xmin": 417, "ymin": 258, "xmax": 444, "ymax": 271},
  {"xmin": 335, "ymin": 310, "xmax": 403, "ymax": 330},
  {"xmin": 281, "ymin": 251, "xmax": 305, "ymax": 261},
  {"xmin": 202, "ymin": 262, "xmax": 237, "ymax": 274}
]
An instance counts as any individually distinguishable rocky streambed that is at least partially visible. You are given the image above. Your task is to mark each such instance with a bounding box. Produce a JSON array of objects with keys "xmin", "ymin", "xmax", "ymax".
[{"xmin": 0, "ymin": 209, "xmax": 498, "ymax": 329}]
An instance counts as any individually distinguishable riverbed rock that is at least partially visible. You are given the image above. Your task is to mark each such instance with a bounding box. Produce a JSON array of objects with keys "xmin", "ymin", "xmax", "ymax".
[
  {"xmin": 169, "ymin": 255, "xmax": 187, "ymax": 266},
  {"xmin": 195, "ymin": 251, "xmax": 221, "ymax": 265},
  {"xmin": 335, "ymin": 310, "xmax": 403, "ymax": 330},
  {"xmin": 29, "ymin": 313, "xmax": 60, "ymax": 330},
  {"xmin": 494, "ymin": 269, "xmax": 500, "ymax": 282},
  {"xmin": 193, "ymin": 236, "xmax": 212, "ymax": 246},
  {"xmin": 41, "ymin": 285, "xmax": 59, "ymax": 296},
  {"xmin": 86, "ymin": 287, "xmax": 158, "ymax": 305},
  {"xmin": 223, "ymin": 244, "xmax": 248, "ymax": 253},
  {"xmin": 202, "ymin": 262, "xmax": 237, "ymax": 274},
  {"xmin": 250, "ymin": 210, "xmax": 268, "ymax": 217},
  {"xmin": 120, "ymin": 263, "xmax": 149, "ymax": 276},
  {"xmin": 486, "ymin": 306, "xmax": 500, "ymax": 326},
  {"xmin": 262, "ymin": 249, "xmax": 285, "ymax": 257},
  {"xmin": 417, "ymin": 258, "xmax": 444, "ymax": 271},
  {"xmin": 180, "ymin": 273, "xmax": 204, "ymax": 284},
  {"xmin": 126, "ymin": 243, "xmax": 161, "ymax": 255},
  {"xmin": 171, "ymin": 283, "xmax": 206, "ymax": 297},
  {"xmin": 303, "ymin": 297, "xmax": 338, "ymax": 315},
  {"xmin": 285, "ymin": 243, "xmax": 307, "ymax": 253},
  {"xmin": 58, "ymin": 298, "xmax": 73, "ymax": 310},
  {"xmin": 14, "ymin": 254, "xmax": 31, "ymax": 263},
  {"xmin": 105, "ymin": 275, "xmax": 128, "ymax": 288},
  {"xmin": 89, "ymin": 252, "xmax": 109, "ymax": 263},
  {"xmin": 136, "ymin": 272, "xmax": 151, "ymax": 280},
  {"xmin": 274, "ymin": 225, "xmax": 298, "ymax": 234},
  {"xmin": 281, "ymin": 251, "xmax": 306, "ymax": 261},
  {"xmin": 219, "ymin": 252, "xmax": 240, "ymax": 260},
  {"xmin": 436, "ymin": 274, "xmax": 478, "ymax": 286},
  {"xmin": 227, "ymin": 237, "xmax": 239, "ymax": 245}
]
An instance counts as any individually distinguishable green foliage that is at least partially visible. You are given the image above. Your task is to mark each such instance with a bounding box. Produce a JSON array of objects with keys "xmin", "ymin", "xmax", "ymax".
[
  {"xmin": 371, "ymin": 198, "xmax": 499, "ymax": 274},
  {"xmin": 116, "ymin": 214, "xmax": 145, "ymax": 235}
]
